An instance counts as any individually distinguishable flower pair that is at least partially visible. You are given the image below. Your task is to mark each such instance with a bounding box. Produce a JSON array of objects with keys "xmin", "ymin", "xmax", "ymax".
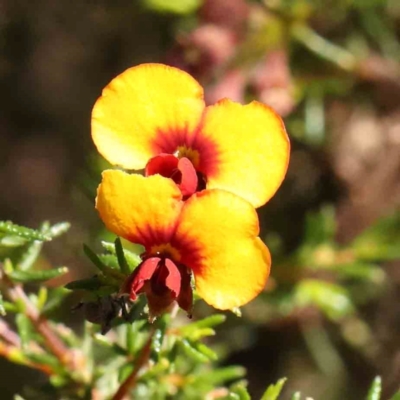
[{"xmin": 92, "ymin": 63, "xmax": 289, "ymax": 317}]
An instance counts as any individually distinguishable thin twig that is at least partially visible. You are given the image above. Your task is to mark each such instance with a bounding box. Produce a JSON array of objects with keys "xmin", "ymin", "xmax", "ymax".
[
  {"xmin": 0, "ymin": 341, "xmax": 54, "ymax": 375},
  {"xmin": 112, "ymin": 327, "xmax": 156, "ymax": 400},
  {"xmin": 0, "ymin": 268, "xmax": 83, "ymax": 375},
  {"xmin": 6, "ymin": 283, "xmax": 73, "ymax": 367},
  {"xmin": 0, "ymin": 319, "xmax": 21, "ymax": 346}
]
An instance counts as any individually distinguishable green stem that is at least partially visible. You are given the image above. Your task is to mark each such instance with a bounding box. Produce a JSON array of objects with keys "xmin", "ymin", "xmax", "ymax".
[{"xmin": 291, "ymin": 23, "xmax": 357, "ymax": 72}]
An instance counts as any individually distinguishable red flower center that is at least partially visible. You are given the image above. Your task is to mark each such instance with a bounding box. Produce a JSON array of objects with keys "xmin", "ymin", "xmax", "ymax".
[
  {"xmin": 145, "ymin": 153, "xmax": 206, "ymax": 198},
  {"xmin": 124, "ymin": 256, "xmax": 193, "ymax": 318}
]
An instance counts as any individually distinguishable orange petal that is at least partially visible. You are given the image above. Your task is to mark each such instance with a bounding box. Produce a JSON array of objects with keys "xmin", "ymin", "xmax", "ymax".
[
  {"xmin": 92, "ymin": 63, "xmax": 205, "ymax": 169},
  {"xmin": 96, "ymin": 170, "xmax": 183, "ymax": 248},
  {"xmin": 174, "ymin": 190, "xmax": 271, "ymax": 310},
  {"xmin": 198, "ymin": 99, "xmax": 290, "ymax": 208}
]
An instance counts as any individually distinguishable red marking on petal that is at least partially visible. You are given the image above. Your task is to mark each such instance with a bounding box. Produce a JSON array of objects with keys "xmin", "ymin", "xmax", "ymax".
[
  {"xmin": 152, "ymin": 122, "xmax": 220, "ymax": 180},
  {"xmin": 152, "ymin": 126, "xmax": 192, "ymax": 154},
  {"xmin": 177, "ymin": 157, "xmax": 198, "ymax": 197},
  {"xmin": 129, "ymin": 257, "xmax": 161, "ymax": 300},
  {"xmin": 191, "ymin": 123, "xmax": 220, "ymax": 178}
]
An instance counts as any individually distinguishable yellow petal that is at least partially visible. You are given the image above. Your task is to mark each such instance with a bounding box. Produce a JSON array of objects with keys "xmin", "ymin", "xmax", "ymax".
[
  {"xmin": 92, "ymin": 63, "xmax": 205, "ymax": 169},
  {"xmin": 96, "ymin": 170, "xmax": 183, "ymax": 247},
  {"xmin": 199, "ymin": 99, "xmax": 290, "ymax": 208},
  {"xmin": 174, "ymin": 190, "xmax": 271, "ymax": 310}
]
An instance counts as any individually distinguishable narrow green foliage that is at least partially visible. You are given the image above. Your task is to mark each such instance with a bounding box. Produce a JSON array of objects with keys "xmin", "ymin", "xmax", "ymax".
[
  {"xmin": 83, "ymin": 244, "xmax": 109, "ymax": 272},
  {"xmin": 43, "ymin": 222, "xmax": 71, "ymax": 239},
  {"xmin": 37, "ymin": 287, "xmax": 48, "ymax": 311},
  {"xmin": 17, "ymin": 240, "xmax": 43, "ymax": 271},
  {"xmin": 179, "ymin": 338, "xmax": 210, "ymax": 363},
  {"xmin": 83, "ymin": 244, "xmax": 125, "ymax": 281},
  {"xmin": 118, "ymin": 363, "xmax": 133, "ymax": 382},
  {"xmin": 194, "ymin": 342, "xmax": 218, "ymax": 361},
  {"xmin": 126, "ymin": 324, "xmax": 135, "ymax": 355},
  {"xmin": 194, "ymin": 366, "xmax": 246, "ymax": 386},
  {"xmin": 151, "ymin": 317, "xmax": 169, "ymax": 361},
  {"xmin": 261, "ymin": 377, "xmax": 287, "ymax": 400},
  {"xmin": 0, "ymin": 292, "xmax": 5, "ymax": 316},
  {"xmin": 8, "ymin": 267, "xmax": 68, "ymax": 283},
  {"xmin": 101, "ymin": 240, "xmax": 141, "ymax": 271},
  {"xmin": 304, "ymin": 205, "xmax": 336, "ymax": 245},
  {"xmin": 142, "ymin": 0, "xmax": 201, "ymax": 15},
  {"xmin": 367, "ymin": 376, "xmax": 382, "ymax": 400},
  {"xmin": 41, "ymin": 287, "xmax": 69, "ymax": 316},
  {"xmin": 351, "ymin": 212, "xmax": 400, "ymax": 261},
  {"xmin": 114, "ymin": 238, "xmax": 131, "ymax": 274},
  {"xmin": 295, "ymin": 279, "xmax": 354, "ymax": 320},
  {"xmin": 179, "ymin": 314, "xmax": 226, "ymax": 340},
  {"xmin": 65, "ymin": 276, "xmax": 104, "ymax": 291},
  {"xmin": 25, "ymin": 351, "xmax": 61, "ymax": 370},
  {"xmin": 16, "ymin": 314, "xmax": 33, "ymax": 348},
  {"xmin": 0, "ymin": 221, "xmax": 52, "ymax": 242},
  {"xmin": 228, "ymin": 381, "xmax": 251, "ymax": 400}
]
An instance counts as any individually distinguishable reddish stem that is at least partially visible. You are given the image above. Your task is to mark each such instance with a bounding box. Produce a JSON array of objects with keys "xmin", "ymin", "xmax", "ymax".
[{"xmin": 112, "ymin": 328, "xmax": 156, "ymax": 400}]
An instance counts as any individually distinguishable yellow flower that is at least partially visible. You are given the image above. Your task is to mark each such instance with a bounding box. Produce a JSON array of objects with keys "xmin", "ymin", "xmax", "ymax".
[
  {"xmin": 96, "ymin": 171, "xmax": 270, "ymax": 316},
  {"xmin": 92, "ymin": 63, "xmax": 290, "ymax": 207}
]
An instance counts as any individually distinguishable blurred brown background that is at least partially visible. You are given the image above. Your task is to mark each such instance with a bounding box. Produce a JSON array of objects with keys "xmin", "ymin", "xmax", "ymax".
[{"xmin": 1, "ymin": 0, "xmax": 400, "ymax": 398}]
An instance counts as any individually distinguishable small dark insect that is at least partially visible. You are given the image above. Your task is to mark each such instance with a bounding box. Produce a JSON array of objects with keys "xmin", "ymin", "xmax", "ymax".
[{"xmin": 72, "ymin": 295, "xmax": 129, "ymax": 335}]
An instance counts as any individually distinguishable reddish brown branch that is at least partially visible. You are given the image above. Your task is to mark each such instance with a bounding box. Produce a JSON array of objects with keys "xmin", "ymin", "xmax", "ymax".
[{"xmin": 112, "ymin": 328, "xmax": 156, "ymax": 400}]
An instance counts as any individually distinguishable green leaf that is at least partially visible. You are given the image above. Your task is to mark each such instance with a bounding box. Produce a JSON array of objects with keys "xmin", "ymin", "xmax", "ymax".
[
  {"xmin": 261, "ymin": 378, "xmax": 287, "ymax": 400},
  {"xmin": 351, "ymin": 212, "xmax": 400, "ymax": 261},
  {"xmin": 44, "ymin": 222, "xmax": 70, "ymax": 239},
  {"xmin": 179, "ymin": 339, "xmax": 210, "ymax": 363},
  {"xmin": 118, "ymin": 363, "xmax": 133, "ymax": 383},
  {"xmin": 50, "ymin": 375, "xmax": 69, "ymax": 388},
  {"xmin": 229, "ymin": 381, "xmax": 251, "ymax": 400},
  {"xmin": 8, "ymin": 267, "xmax": 68, "ymax": 283},
  {"xmin": 194, "ymin": 366, "xmax": 246, "ymax": 386},
  {"xmin": 16, "ymin": 314, "xmax": 33, "ymax": 348},
  {"xmin": 98, "ymin": 254, "xmax": 120, "ymax": 269},
  {"xmin": 194, "ymin": 342, "xmax": 218, "ymax": 361},
  {"xmin": 151, "ymin": 316, "xmax": 169, "ymax": 361},
  {"xmin": 126, "ymin": 324, "xmax": 135, "ymax": 355},
  {"xmin": 41, "ymin": 287, "xmax": 69, "ymax": 315},
  {"xmin": 17, "ymin": 240, "xmax": 43, "ymax": 271},
  {"xmin": 390, "ymin": 391, "xmax": 400, "ymax": 400},
  {"xmin": 25, "ymin": 352, "xmax": 61, "ymax": 370},
  {"xmin": 142, "ymin": 0, "xmax": 201, "ymax": 15},
  {"xmin": 0, "ymin": 235, "xmax": 27, "ymax": 247},
  {"xmin": 83, "ymin": 244, "xmax": 125, "ymax": 282},
  {"xmin": 101, "ymin": 240, "xmax": 141, "ymax": 271},
  {"xmin": 304, "ymin": 206, "xmax": 336, "ymax": 245},
  {"xmin": 84, "ymin": 244, "xmax": 108, "ymax": 271},
  {"xmin": 181, "ymin": 314, "xmax": 226, "ymax": 330},
  {"xmin": 335, "ymin": 262, "xmax": 385, "ymax": 284},
  {"xmin": 0, "ymin": 292, "xmax": 5, "ymax": 316},
  {"xmin": 0, "ymin": 221, "xmax": 52, "ymax": 242},
  {"xmin": 37, "ymin": 287, "xmax": 48, "ymax": 311},
  {"xmin": 291, "ymin": 393, "xmax": 301, "ymax": 400},
  {"xmin": 295, "ymin": 279, "xmax": 354, "ymax": 320},
  {"xmin": 367, "ymin": 376, "xmax": 382, "ymax": 400},
  {"xmin": 65, "ymin": 276, "xmax": 104, "ymax": 291},
  {"xmin": 114, "ymin": 238, "xmax": 131, "ymax": 274}
]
